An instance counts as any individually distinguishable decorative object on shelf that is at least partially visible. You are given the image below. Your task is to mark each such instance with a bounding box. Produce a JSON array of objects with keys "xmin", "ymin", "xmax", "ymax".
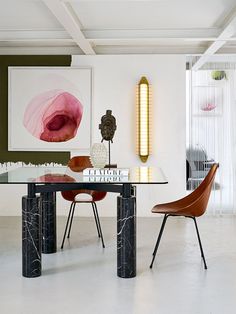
[
  {"xmin": 211, "ymin": 70, "xmax": 227, "ymax": 81},
  {"xmin": 201, "ymin": 103, "xmax": 216, "ymax": 111},
  {"xmin": 90, "ymin": 143, "xmax": 108, "ymax": 168},
  {"xmin": 99, "ymin": 110, "xmax": 117, "ymax": 168},
  {"xmin": 137, "ymin": 76, "xmax": 151, "ymax": 162}
]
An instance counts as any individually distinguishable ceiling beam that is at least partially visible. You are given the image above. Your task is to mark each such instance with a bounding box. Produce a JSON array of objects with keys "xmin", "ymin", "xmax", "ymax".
[
  {"xmin": 0, "ymin": 28, "xmax": 221, "ymax": 42},
  {"xmin": 83, "ymin": 28, "xmax": 220, "ymax": 40},
  {"xmin": 1, "ymin": 28, "xmax": 236, "ymax": 45},
  {"xmin": 0, "ymin": 29, "xmax": 69, "ymax": 40},
  {"xmin": 94, "ymin": 45, "xmax": 206, "ymax": 55},
  {"xmin": 43, "ymin": 0, "xmax": 95, "ymax": 54},
  {"xmin": 88, "ymin": 38, "xmax": 236, "ymax": 47},
  {"xmin": 192, "ymin": 9, "xmax": 236, "ymax": 70}
]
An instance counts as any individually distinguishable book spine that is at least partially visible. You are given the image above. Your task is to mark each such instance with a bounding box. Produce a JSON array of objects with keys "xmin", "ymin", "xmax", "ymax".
[
  {"xmin": 83, "ymin": 168, "xmax": 129, "ymax": 176},
  {"xmin": 83, "ymin": 176, "xmax": 129, "ymax": 182}
]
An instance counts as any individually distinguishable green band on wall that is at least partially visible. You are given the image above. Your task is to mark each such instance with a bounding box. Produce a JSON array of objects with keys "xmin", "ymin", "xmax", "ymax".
[{"xmin": 0, "ymin": 55, "xmax": 72, "ymax": 165}]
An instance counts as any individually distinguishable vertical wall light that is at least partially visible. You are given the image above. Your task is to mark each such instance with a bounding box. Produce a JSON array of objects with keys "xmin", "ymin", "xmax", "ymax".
[{"xmin": 137, "ymin": 76, "xmax": 151, "ymax": 162}]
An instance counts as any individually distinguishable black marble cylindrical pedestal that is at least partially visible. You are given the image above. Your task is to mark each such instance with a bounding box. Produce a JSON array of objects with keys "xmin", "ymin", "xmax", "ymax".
[
  {"xmin": 22, "ymin": 195, "xmax": 41, "ymax": 278},
  {"xmin": 41, "ymin": 192, "xmax": 57, "ymax": 254},
  {"xmin": 117, "ymin": 196, "xmax": 136, "ymax": 278}
]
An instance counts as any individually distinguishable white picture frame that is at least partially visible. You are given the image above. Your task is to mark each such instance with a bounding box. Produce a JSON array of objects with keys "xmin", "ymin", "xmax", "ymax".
[{"xmin": 8, "ymin": 67, "xmax": 92, "ymax": 152}]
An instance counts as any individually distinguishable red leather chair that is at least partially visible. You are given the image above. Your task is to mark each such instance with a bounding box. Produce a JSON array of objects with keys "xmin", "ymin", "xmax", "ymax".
[
  {"xmin": 150, "ymin": 163, "xmax": 219, "ymax": 269},
  {"xmin": 61, "ymin": 156, "xmax": 106, "ymax": 249}
]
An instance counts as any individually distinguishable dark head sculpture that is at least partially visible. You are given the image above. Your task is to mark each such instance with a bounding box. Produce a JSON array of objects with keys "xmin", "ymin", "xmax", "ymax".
[{"xmin": 99, "ymin": 110, "xmax": 117, "ymax": 143}]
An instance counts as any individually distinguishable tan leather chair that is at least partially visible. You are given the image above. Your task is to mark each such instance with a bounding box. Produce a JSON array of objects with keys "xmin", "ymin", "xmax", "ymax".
[
  {"xmin": 61, "ymin": 156, "xmax": 106, "ymax": 249},
  {"xmin": 150, "ymin": 163, "xmax": 219, "ymax": 269}
]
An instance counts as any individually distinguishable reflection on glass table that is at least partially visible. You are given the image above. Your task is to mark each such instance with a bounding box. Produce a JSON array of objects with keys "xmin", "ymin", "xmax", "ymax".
[{"xmin": 0, "ymin": 166, "xmax": 168, "ymax": 184}]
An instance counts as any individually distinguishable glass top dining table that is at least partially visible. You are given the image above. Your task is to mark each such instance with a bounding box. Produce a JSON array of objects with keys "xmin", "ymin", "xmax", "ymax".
[
  {"xmin": 0, "ymin": 166, "xmax": 168, "ymax": 184},
  {"xmin": 0, "ymin": 165, "xmax": 167, "ymax": 280}
]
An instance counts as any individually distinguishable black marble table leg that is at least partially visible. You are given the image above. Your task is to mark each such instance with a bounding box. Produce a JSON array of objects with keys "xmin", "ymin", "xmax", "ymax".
[
  {"xmin": 117, "ymin": 184, "xmax": 136, "ymax": 278},
  {"xmin": 41, "ymin": 191, "xmax": 57, "ymax": 254},
  {"xmin": 22, "ymin": 193, "xmax": 42, "ymax": 278}
]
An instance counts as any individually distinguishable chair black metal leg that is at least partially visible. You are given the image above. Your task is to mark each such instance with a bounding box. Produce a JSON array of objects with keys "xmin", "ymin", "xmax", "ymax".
[
  {"xmin": 193, "ymin": 217, "xmax": 207, "ymax": 269},
  {"xmin": 150, "ymin": 214, "xmax": 168, "ymax": 269},
  {"xmin": 152, "ymin": 214, "xmax": 168, "ymax": 256},
  {"xmin": 93, "ymin": 202, "xmax": 105, "ymax": 248},
  {"xmin": 92, "ymin": 202, "xmax": 101, "ymax": 238},
  {"xmin": 61, "ymin": 202, "xmax": 74, "ymax": 249},
  {"xmin": 67, "ymin": 202, "xmax": 76, "ymax": 239}
]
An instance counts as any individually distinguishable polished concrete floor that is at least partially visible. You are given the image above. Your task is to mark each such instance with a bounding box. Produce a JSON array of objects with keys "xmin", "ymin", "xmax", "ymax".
[{"xmin": 1, "ymin": 216, "xmax": 236, "ymax": 314}]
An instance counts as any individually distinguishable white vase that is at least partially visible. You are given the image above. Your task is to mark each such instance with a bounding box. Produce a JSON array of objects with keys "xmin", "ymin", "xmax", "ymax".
[{"xmin": 90, "ymin": 143, "xmax": 108, "ymax": 168}]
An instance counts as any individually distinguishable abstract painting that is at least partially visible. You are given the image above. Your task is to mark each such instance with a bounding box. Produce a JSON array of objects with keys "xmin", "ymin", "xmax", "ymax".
[{"xmin": 8, "ymin": 67, "xmax": 92, "ymax": 151}]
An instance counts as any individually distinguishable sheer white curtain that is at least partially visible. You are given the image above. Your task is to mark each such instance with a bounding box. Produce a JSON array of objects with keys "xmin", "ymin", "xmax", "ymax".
[{"xmin": 187, "ymin": 59, "xmax": 236, "ymax": 214}]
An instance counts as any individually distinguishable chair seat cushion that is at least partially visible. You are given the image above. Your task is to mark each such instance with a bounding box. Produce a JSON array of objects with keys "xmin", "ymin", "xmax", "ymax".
[{"xmin": 74, "ymin": 193, "xmax": 93, "ymax": 202}]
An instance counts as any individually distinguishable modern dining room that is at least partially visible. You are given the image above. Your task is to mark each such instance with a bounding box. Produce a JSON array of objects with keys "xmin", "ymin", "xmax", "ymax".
[{"xmin": 1, "ymin": 1, "xmax": 236, "ymax": 314}]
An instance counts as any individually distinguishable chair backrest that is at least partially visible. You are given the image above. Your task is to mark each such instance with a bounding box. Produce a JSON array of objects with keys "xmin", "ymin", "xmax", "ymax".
[
  {"xmin": 61, "ymin": 156, "xmax": 107, "ymax": 202},
  {"xmin": 178, "ymin": 163, "xmax": 219, "ymax": 217},
  {"xmin": 68, "ymin": 156, "xmax": 92, "ymax": 172}
]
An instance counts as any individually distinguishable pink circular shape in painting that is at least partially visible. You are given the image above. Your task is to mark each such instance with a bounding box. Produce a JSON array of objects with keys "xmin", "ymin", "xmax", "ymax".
[
  {"xmin": 201, "ymin": 103, "xmax": 216, "ymax": 111},
  {"xmin": 23, "ymin": 89, "xmax": 83, "ymax": 142}
]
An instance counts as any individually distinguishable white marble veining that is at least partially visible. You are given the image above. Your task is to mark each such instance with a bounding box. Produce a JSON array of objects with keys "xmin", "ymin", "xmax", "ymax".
[{"xmin": 22, "ymin": 196, "xmax": 41, "ymax": 277}]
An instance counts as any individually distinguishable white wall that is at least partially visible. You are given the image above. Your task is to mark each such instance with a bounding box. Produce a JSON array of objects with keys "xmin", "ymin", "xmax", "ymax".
[{"xmin": 0, "ymin": 55, "xmax": 186, "ymax": 217}]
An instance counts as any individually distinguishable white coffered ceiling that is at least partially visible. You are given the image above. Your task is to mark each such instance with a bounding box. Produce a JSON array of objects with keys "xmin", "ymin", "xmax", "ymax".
[{"xmin": 0, "ymin": 0, "xmax": 236, "ymax": 58}]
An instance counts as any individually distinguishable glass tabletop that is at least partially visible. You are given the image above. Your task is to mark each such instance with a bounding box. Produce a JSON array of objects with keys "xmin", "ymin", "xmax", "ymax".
[{"xmin": 0, "ymin": 166, "xmax": 168, "ymax": 184}]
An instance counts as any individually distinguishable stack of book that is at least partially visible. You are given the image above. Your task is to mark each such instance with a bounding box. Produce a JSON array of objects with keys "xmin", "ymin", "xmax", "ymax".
[
  {"xmin": 83, "ymin": 176, "xmax": 129, "ymax": 182},
  {"xmin": 83, "ymin": 168, "xmax": 129, "ymax": 177}
]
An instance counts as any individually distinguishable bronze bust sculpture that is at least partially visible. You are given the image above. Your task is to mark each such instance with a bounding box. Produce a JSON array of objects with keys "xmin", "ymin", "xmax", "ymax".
[
  {"xmin": 99, "ymin": 110, "xmax": 117, "ymax": 142},
  {"xmin": 99, "ymin": 110, "xmax": 117, "ymax": 168}
]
